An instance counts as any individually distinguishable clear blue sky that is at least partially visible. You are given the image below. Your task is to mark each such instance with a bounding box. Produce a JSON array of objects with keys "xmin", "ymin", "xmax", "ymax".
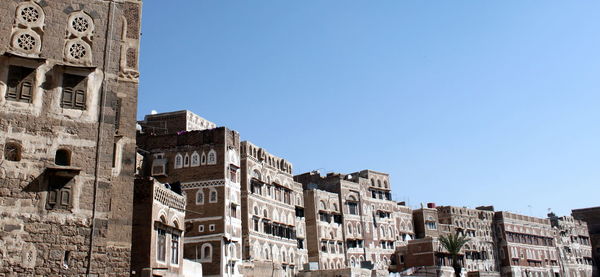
[{"xmin": 138, "ymin": 1, "xmax": 600, "ymax": 218}]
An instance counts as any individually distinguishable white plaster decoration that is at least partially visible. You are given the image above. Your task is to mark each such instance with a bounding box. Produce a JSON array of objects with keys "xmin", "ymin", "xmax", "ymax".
[
  {"xmin": 183, "ymin": 153, "xmax": 190, "ymax": 167},
  {"xmin": 174, "ymin": 153, "xmax": 183, "ymax": 169},
  {"xmin": 10, "ymin": 2, "xmax": 45, "ymax": 57},
  {"xmin": 64, "ymin": 11, "xmax": 94, "ymax": 65},
  {"xmin": 200, "ymin": 152, "xmax": 207, "ymax": 165},
  {"xmin": 191, "ymin": 151, "xmax": 200, "ymax": 166},
  {"xmin": 207, "ymin": 149, "xmax": 217, "ymax": 165}
]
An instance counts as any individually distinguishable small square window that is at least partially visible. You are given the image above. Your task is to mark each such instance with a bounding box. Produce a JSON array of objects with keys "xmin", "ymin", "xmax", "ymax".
[
  {"xmin": 209, "ymin": 224, "xmax": 215, "ymax": 231},
  {"xmin": 199, "ymin": 225, "xmax": 204, "ymax": 232},
  {"xmin": 5, "ymin": 65, "xmax": 35, "ymax": 103},
  {"xmin": 61, "ymin": 73, "xmax": 87, "ymax": 110}
]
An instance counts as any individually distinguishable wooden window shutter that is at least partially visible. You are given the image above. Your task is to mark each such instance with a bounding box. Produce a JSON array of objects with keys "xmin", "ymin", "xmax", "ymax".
[
  {"xmin": 62, "ymin": 88, "xmax": 74, "ymax": 108},
  {"xmin": 62, "ymin": 73, "xmax": 87, "ymax": 110},
  {"xmin": 6, "ymin": 79, "xmax": 18, "ymax": 100},
  {"xmin": 20, "ymin": 81, "xmax": 33, "ymax": 102},
  {"xmin": 60, "ymin": 188, "xmax": 71, "ymax": 208},
  {"xmin": 74, "ymin": 90, "xmax": 86, "ymax": 109}
]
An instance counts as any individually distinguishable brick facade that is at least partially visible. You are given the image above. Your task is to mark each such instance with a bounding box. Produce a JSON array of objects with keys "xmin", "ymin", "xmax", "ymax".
[
  {"xmin": 572, "ymin": 206, "xmax": 600, "ymax": 277},
  {"xmin": 137, "ymin": 125, "xmax": 242, "ymax": 277}
]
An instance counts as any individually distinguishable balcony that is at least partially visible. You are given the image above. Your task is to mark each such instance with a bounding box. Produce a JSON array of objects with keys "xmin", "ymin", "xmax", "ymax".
[{"xmin": 154, "ymin": 183, "xmax": 185, "ymax": 210}]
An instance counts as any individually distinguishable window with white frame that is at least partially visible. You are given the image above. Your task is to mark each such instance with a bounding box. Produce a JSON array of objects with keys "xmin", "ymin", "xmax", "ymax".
[
  {"xmin": 207, "ymin": 149, "xmax": 217, "ymax": 165},
  {"xmin": 199, "ymin": 225, "xmax": 204, "ymax": 232},
  {"xmin": 183, "ymin": 153, "xmax": 190, "ymax": 167},
  {"xmin": 209, "ymin": 224, "xmax": 215, "ymax": 231},
  {"xmin": 174, "ymin": 153, "xmax": 183, "ymax": 169},
  {"xmin": 157, "ymin": 228, "xmax": 166, "ymax": 262},
  {"xmin": 196, "ymin": 190, "xmax": 204, "ymax": 205},
  {"xmin": 209, "ymin": 189, "xmax": 217, "ymax": 203},
  {"xmin": 191, "ymin": 151, "xmax": 200, "ymax": 166},
  {"xmin": 201, "ymin": 243, "xmax": 212, "ymax": 261},
  {"xmin": 171, "ymin": 233, "xmax": 179, "ymax": 264}
]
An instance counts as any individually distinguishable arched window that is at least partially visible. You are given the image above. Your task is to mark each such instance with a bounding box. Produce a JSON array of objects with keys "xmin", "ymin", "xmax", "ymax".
[
  {"xmin": 254, "ymin": 206, "xmax": 259, "ymax": 215},
  {"xmin": 332, "ymin": 203, "xmax": 338, "ymax": 211},
  {"xmin": 357, "ymin": 224, "xmax": 362, "ymax": 235},
  {"xmin": 320, "ymin": 201, "xmax": 327, "ymax": 210},
  {"xmin": 377, "ymin": 180, "xmax": 382, "ymax": 187},
  {"xmin": 209, "ymin": 188, "xmax": 217, "ymax": 203},
  {"xmin": 263, "ymin": 209, "xmax": 269, "ymax": 218},
  {"xmin": 384, "ymin": 181, "xmax": 388, "ymax": 188},
  {"xmin": 200, "ymin": 152, "xmax": 206, "ymax": 165},
  {"xmin": 174, "ymin": 153, "xmax": 183, "ymax": 169},
  {"xmin": 350, "ymin": 257, "xmax": 356, "ymax": 268},
  {"xmin": 55, "ymin": 149, "xmax": 71, "ymax": 166},
  {"xmin": 4, "ymin": 142, "xmax": 22, "ymax": 161},
  {"xmin": 370, "ymin": 179, "xmax": 375, "ymax": 186},
  {"xmin": 191, "ymin": 151, "xmax": 200, "ymax": 166},
  {"xmin": 183, "ymin": 153, "xmax": 190, "ymax": 167},
  {"xmin": 347, "ymin": 223, "xmax": 353, "ymax": 234},
  {"xmin": 252, "ymin": 169, "xmax": 261, "ymax": 180},
  {"xmin": 196, "ymin": 190, "xmax": 204, "ymax": 204},
  {"xmin": 201, "ymin": 243, "xmax": 212, "ymax": 261},
  {"xmin": 207, "ymin": 149, "xmax": 217, "ymax": 165}
]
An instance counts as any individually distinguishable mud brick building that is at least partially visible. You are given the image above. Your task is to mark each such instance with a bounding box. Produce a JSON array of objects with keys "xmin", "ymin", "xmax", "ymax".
[
  {"xmin": 397, "ymin": 205, "xmax": 499, "ymax": 277},
  {"xmin": 397, "ymin": 205, "xmax": 456, "ymax": 277},
  {"xmin": 302, "ymin": 188, "xmax": 347, "ymax": 270},
  {"xmin": 549, "ymin": 214, "xmax": 594, "ymax": 277},
  {"xmin": 572, "ymin": 206, "xmax": 600, "ymax": 277},
  {"xmin": 0, "ymin": 0, "xmax": 141, "ymax": 275},
  {"xmin": 437, "ymin": 206, "xmax": 498, "ymax": 275},
  {"xmin": 140, "ymin": 110, "xmax": 217, "ymax": 136},
  {"xmin": 238, "ymin": 141, "xmax": 308, "ymax": 277},
  {"xmin": 138, "ymin": 124, "xmax": 242, "ymax": 276},
  {"xmin": 131, "ymin": 177, "xmax": 186, "ymax": 277},
  {"xmin": 494, "ymin": 211, "xmax": 560, "ymax": 277},
  {"xmin": 295, "ymin": 169, "xmax": 408, "ymax": 274},
  {"xmin": 137, "ymin": 115, "xmax": 243, "ymax": 277}
]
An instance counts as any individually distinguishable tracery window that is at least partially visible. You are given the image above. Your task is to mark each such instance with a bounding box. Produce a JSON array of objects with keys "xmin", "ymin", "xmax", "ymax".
[
  {"xmin": 207, "ymin": 149, "xmax": 217, "ymax": 165},
  {"xmin": 191, "ymin": 152, "xmax": 200, "ymax": 166},
  {"xmin": 174, "ymin": 153, "xmax": 183, "ymax": 169}
]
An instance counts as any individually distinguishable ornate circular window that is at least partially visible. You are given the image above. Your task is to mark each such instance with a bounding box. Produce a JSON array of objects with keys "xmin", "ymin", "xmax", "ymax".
[
  {"xmin": 17, "ymin": 33, "xmax": 36, "ymax": 51},
  {"xmin": 67, "ymin": 12, "xmax": 94, "ymax": 37},
  {"xmin": 20, "ymin": 6, "xmax": 40, "ymax": 23},
  {"xmin": 71, "ymin": 16, "xmax": 90, "ymax": 33},
  {"xmin": 68, "ymin": 42, "xmax": 87, "ymax": 60},
  {"xmin": 12, "ymin": 30, "xmax": 40, "ymax": 54},
  {"xmin": 16, "ymin": 3, "xmax": 44, "ymax": 27}
]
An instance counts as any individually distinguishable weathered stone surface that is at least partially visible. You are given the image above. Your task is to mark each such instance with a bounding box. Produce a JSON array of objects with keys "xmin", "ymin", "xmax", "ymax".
[{"xmin": 0, "ymin": 0, "xmax": 141, "ymax": 275}]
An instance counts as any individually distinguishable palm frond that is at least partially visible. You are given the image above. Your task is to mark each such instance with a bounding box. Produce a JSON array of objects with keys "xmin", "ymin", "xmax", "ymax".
[{"xmin": 439, "ymin": 233, "xmax": 471, "ymax": 255}]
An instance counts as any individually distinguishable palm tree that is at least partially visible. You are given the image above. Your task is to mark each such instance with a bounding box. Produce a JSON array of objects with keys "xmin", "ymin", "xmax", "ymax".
[{"xmin": 439, "ymin": 233, "xmax": 471, "ymax": 277}]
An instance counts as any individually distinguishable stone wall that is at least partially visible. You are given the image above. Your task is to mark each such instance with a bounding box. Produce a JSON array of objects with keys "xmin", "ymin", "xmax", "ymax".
[{"xmin": 0, "ymin": 0, "xmax": 141, "ymax": 276}]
